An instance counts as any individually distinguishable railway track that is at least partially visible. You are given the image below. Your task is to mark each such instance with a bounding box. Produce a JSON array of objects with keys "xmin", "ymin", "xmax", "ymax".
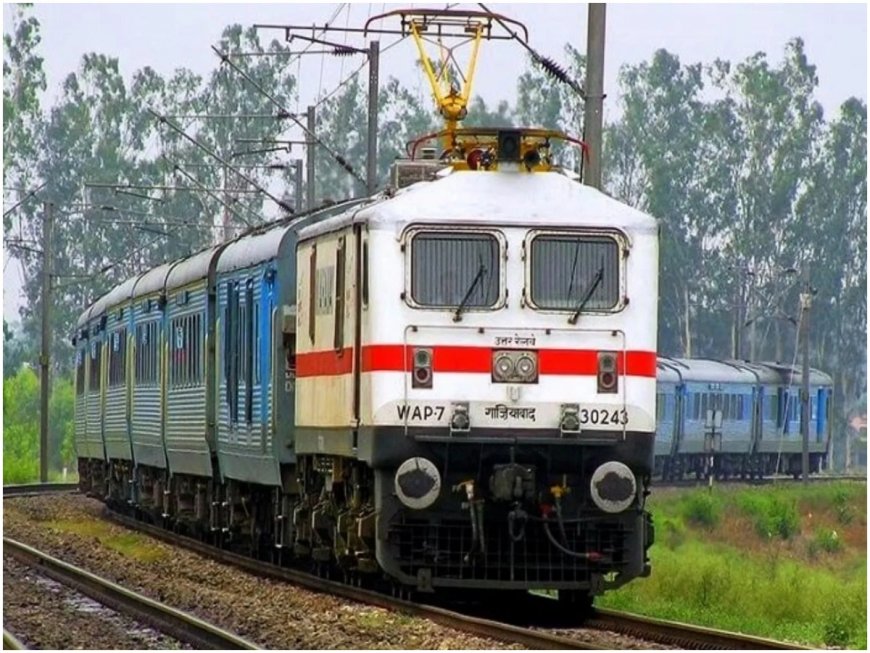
[
  {"xmin": 3, "ymin": 537, "xmax": 258, "ymax": 650},
  {"xmin": 4, "ymin": 485, "xmax": 811, "ymax": 649},
  {"xmin": 569, "ymin": 607, "xmax": 807, "ymax": 649},
  {"xmin": 2, "ymin": 629, "xmax": 25, "ymax": 650},
  {"xmin": 106, "ymin": 509, "xmax": 804, "ymax": 650},
  {"xmin": 655, "ymin": 473, "xmax": 865, "ymax": 489},
  {"xmin": 3, "ymin": 482, "xmax": 79, "ymax": 498}
]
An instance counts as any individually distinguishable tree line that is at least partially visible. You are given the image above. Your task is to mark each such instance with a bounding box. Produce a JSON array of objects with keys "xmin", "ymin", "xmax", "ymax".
[{"xmin": 3, "ymin": 6, "xmax": 865, "ymax": 477}]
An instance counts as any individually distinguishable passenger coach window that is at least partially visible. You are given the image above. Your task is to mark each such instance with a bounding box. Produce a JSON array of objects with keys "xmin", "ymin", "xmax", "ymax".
[
  {"xmin": 89, "ymin": 342, "xmax": 102, "ymax": 391},
  {"xmin": 108, "ymin": 328, "xmax": 127, "ymax": 388},
  {"xmin": 76, "ymin": 350, "xmax": 86, "ymax": 395},
  {"xmin": 411, "ymin": 232, "xmax": 499, "ymax": 307},
  {"xmin": 530, "ymin": 234, "xmax": 619, "ymax": 310}
]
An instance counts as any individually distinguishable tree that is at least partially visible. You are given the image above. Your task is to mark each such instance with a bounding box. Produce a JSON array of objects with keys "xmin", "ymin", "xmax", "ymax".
[
  {"xmin": 3, "ymin": 319, "xmax": 34, "ymax": 377},
  {"xmin": 515, "ymin": 45, "xmax": 586, "ymax": 170},
  {"xmin": 605, "ymin": 49, "xmax": 715, "ymax": 357},
  {"xmin": 796, "ymin": 97, "xmax": 867, "ymax": 455},
  {"xmin": 313, "ymin": 75, "xmax": 369, "ymax": 202},
  {"xmin": 709, "ymin": 39, "xmax": 825, "ymax": 362},
  {"xmin": 3, "ymin": 366, "xmax": 40, "ymax": 483},
  {"xmin": 7, "ymin": 20, "xmax": 301, "ymax": 377},
  {"xmin": 376, "ymin": 76, "xmax": 438, "ymax": 183},
  {"xmin": 3, "ymin": 4, "xmax": 46, "ymax": 232}
]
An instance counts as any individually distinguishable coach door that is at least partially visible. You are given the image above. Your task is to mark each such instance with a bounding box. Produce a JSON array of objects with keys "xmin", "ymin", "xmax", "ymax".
[
  {"xmin": 296, "ymin": 229, "xmax": 362, "ymax": 456},
  {"xmin": 352, "ymin": 224, "xmax": 364, "ymax": 426}
]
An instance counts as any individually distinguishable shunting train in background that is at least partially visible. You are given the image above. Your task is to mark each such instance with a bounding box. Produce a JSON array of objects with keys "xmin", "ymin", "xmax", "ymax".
[{"xmin": 73, "ymin": 9, "xmax": 659, "ymax": 606}]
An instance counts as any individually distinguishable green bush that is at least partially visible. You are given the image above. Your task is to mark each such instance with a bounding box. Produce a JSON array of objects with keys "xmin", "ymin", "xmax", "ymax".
[
  {"xmin": 737, "ymin": 492, "xmax": 800, "ymax": 540},
  {"xmin": 3, "ymin": 367, "xmax": 76, "ymax": 484},
  {"xmin": 832, "ymin": 487, "xmax": 855, "ymax": 525},
  {"xmin": 823, "ymin": 610, "xmax": 852, "ymax": 648},
  {"xmin": 681, "ymin": 492, "xmax": 722, "ymax": 529},
  {"xmin": 809, "ymin": 528, "xmax": 842, "ymax": 556},
  {"xmin": 658, "ymin": 516, "xmax": 686, "ymax": 550}
]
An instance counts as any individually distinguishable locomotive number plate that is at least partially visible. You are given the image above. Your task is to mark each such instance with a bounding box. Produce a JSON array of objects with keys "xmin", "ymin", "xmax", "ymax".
[{"xmin": 579, "ymin": 407, "xmax": 628, "ymax": 426}]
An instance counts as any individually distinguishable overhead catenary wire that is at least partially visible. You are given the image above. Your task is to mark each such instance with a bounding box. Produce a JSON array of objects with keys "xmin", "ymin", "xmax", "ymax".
[
  {"xmin": 169, "ymin": 160, "xmax": 258, "ymax": 228},
  {"xmin": 148, "ymin": 108, "xmax": 297, "ymax": 212},
  {"xmin": 209, "ymin": 47, "xmax": 365, "ymax": 186},
  {"xmin": 3, "ymin": 181, "xmax": 48, "ymax": 219}
]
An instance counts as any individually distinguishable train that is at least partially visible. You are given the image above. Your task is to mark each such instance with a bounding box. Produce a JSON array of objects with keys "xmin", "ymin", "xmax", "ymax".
[
  {"xmin": 654, "ymin": 358, "xmax": 832, "ymax": 481},
  {"xmin": 73, "ymin": 125, "xmax": 660, "ymax": 606}
]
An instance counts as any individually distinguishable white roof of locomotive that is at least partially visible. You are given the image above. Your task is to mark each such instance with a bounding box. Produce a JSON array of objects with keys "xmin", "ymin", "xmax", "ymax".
[{"xmin": 298, "ymin": 170, "xmax": 658, "ymax": 241}]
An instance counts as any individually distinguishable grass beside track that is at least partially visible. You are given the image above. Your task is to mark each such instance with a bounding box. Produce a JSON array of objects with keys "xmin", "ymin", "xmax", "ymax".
[
  {"xmin": 597, "ymin": 481, "xmax": 867, "ymax": 649},
  {"xmin": 45, "ymin": 519, "xmax": 166, "ymax": 563}
]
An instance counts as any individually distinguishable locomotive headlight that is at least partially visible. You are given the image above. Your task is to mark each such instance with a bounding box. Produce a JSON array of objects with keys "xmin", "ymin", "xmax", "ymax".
[
  {"xmin": 493, "ymin": 353, "xmax": 515, "ymax": 381},
  {"xmin": 590, "ymin": 461, "xmax": 637, "ymax": 514},
  {"xmin": 516, "ymin": 354, "xmax": 537, "ymax": 381},
  {"xmin": 394, "ymin": 457, "xmax": 442, "ymax": 510}
]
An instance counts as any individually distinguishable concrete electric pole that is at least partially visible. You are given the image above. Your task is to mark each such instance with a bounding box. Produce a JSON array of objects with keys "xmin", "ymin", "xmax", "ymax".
[
  {"xmin": 306, "ymin": 105, "xmax": 316, "ymax": 210},
  {"xmin": 583, "ymin": 3, "xmax": 606, "ymax": 190},
  {"xmin": 39, "ymin": 201, "xmax": 53, "ymax": 483},
  {"xmin": 366, "ymin": 40, "xmax": 380, "ymax": 196},
  {"xmin": 800, "ymin": 267, "xmax": 812, "ymax": 484}
]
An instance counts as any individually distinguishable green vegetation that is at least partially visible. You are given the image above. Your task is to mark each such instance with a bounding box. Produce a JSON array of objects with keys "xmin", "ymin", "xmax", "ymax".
[
  {"xmin": 599, "ymin": 483, "xmax": 867, "ymax": 648},
  {"xmin": 3, "ymin": 366, "xmax": 76, "ymax": 484},
  {"xmin": 680, "ymin": 491, "xmax": 722, "ymax": 529},
  {"xmin": 46, "ymin": 519, "xmax": 164, "ymax": 563}
]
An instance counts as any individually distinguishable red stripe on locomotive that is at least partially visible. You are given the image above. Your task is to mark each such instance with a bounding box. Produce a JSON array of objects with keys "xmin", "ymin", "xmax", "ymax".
[{"xmin": 297, "ymin": 345, "xmax": 657, "ymax": 378}]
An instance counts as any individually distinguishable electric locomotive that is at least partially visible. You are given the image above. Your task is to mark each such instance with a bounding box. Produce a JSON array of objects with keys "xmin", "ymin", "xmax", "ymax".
[{"xmin": 290, "ymin": 137, "xmax": 659, "ymax": 598}]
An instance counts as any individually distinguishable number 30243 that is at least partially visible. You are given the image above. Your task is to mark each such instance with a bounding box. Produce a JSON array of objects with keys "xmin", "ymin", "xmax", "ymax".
[{"xmin": 579, "ymin": 408, "xmax": 628, "ymax": 426}]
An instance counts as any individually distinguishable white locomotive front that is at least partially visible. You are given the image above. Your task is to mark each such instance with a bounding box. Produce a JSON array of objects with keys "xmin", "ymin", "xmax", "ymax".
[{"xmin": 294, "ymin": 140, "xmax": 658, "ymax": 599}]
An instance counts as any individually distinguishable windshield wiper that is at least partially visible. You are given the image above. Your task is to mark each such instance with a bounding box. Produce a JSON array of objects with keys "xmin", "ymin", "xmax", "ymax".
[
  {"xmin": 453, "ymin": 263, "xmax": 486, "ymax": 322},
  {"xmin": 568, "ymin": 264, "xmax": 604, "ymax": 325}
]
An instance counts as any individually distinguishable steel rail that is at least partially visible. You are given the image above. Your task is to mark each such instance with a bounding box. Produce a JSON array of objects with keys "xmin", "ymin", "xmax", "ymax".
[
  {"xmin": 106, "ymin": 509, "xmax": 810, "ymax": 650},
  {"xmin": 3, "ymin": 483, "xmax": 79, "ymax": 498},
  {"xmin": 104, "ymin": 510, "xmax": 598, "ymax": 649},
  {"xmin": 586, "ymin": 608, "xmax": 810, "ymax": 650},
  {"xmin": 2, "ymin": 629, "xmax": 26, "ymax": 650},
  {"xmin": 3, "ymin": 537, "xmax": 259, "ymax": 650}
]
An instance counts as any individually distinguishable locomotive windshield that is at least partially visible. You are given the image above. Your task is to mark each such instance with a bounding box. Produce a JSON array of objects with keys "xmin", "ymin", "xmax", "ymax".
[
  {"xmin": 530, "ymin": 234, "xmax": 619, "ymax": 310},
  {"xmin": 410, "ymin": 231, "xmax": 500, "ymax": 308}
]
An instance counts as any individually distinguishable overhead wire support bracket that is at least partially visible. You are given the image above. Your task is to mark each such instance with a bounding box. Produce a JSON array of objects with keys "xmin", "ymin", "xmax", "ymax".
[
  {"xmin": 147, "ymin": 108, "xmax": 296, "ymax": 213},
  {"xmin": 209, "ymin": 46, "xmax": 365, "ymax": 186},
  {"xmin": 280, "ymin": 32, "xmax": 367, "ymax": 56},
  {"xmin": 159, "ymin": 113, "xmax": 299, "ymax": 121}
]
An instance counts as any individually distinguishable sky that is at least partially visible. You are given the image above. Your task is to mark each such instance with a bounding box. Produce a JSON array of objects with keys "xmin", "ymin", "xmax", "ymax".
[{"xmin": 2, "ymin": 2, "xmax": 868, "ymax": 321}]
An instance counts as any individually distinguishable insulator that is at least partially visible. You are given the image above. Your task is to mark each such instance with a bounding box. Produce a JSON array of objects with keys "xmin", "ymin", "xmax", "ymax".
[
  {"xmin": 334, "ymin": 154, "xmax": 357, "ymax": 176},
  {"xmin": 333, "ymin": 47, "xmax": 356, "ymax": 57},
  {"xmin": 536, "ymin": 55, "xmax": 570, "ymax": 85}
]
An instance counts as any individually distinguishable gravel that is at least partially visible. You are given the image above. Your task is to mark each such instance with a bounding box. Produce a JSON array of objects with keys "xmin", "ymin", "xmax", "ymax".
[
  {"xmin": 3, "ymin": 555, "xmax": 186, "ymax": 650},
  {"xmin": 4, "ymin": 493, "xmax": 665, "ymax": 649},
  {"xmin": 3, "ymin": 494, "xmax": 513, "ymax": 649}
]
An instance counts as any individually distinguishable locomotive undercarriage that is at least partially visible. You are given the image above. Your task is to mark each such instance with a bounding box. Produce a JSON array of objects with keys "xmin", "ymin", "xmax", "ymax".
[{"xmin": 80, "ymin": 434, "xmax": 654, "ymax": 599}]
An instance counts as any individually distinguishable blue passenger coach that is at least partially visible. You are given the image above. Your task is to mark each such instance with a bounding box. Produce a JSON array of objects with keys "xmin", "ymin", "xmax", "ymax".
[{"xmin": 653, "ymin": 357, "xmax": 833, "ymax": 480}]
